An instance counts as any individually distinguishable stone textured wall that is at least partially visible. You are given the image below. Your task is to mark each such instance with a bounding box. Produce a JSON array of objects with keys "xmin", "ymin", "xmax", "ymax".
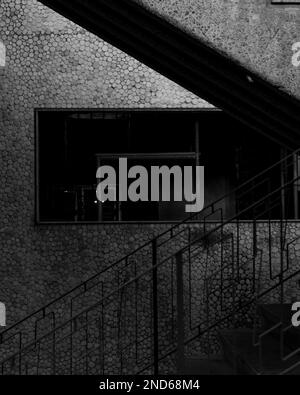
[
  {"xmin": 0, "ymin": 0, "xmax": 300, "ymax": 340},
  {"xmin": 133, "ymin": 0, "xmax": 300, "ymax": 99},
  {"xmin": 0, "ymin": 0, "xmax": 211, "ymax": 327},
  {"xmin": 184, "ymin": 221, "xmax": 300, "ymax": 360},
  {"xmin": 1, "ymin": 220, "xmax": 300, "ymax": 374}
]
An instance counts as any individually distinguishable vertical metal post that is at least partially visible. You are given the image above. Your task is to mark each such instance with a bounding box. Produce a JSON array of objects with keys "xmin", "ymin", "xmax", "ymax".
[
  {"xmin": 253, "ymin": 219, "xmax": 257, "ymax": 294},
  {"xmin": 195, "ymin": 121, "xmax": 201, "ymax": 223},
  {"xmin": 280, "ymin": 149, "xmax": 286, "ymax": 219},
  {"xmin": 19, "ymin": 333, "xmax": 22, "ymax": 375},
  {"xmin": 152, "ymin": 239, "xmax": 159, "ymax": 375},
  {"xmin": 80, "ymin": 187, "xmax": 85, "ymax": 222},
  {"xmin": 195, "ymin": 120, "xmax": 200, "ymax": 167},
  {"xmin": 293, "ymin": 154, "xmax": 299, "ymax": 219},
  {"xmin": 74, "ymin": 190, "xmax": 79, "ymax": 222},
  {"xmin": 253, "ymin": 219, "xmax": 257, "ymax": 255},
  {"xmin": 176, "ymin": 252, "xmax": 185, "ymax": 374},
  {"xmin": 96, "ymin": 157, "xmax": 103, "ymax": 221},
  {"xmin": 280, "ymin": 210, "xmax": 284, "ymax": 306}
]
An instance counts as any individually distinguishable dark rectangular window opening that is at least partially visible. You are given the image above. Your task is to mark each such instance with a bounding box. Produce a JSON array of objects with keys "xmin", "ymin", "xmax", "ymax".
[
  {"xmin": 271, "ymin": 1, "xmax": 300, "ymax": 6},
  {"xmin": 36, "ymin": 109, "xmax": 284, "ymax": 224}
]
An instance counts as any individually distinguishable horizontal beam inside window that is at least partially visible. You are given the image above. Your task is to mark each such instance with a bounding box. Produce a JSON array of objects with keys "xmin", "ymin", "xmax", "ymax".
[
  {"xmin": 271, "ymin": 1, "xmax": 300, "ymax": 5},
  {"xmin": 95, "ymin": 153, "xmax": 198, "ymax": 160}
]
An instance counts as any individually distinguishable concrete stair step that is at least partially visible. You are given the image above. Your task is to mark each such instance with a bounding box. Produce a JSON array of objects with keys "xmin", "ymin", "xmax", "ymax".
[
  {"xmin": 219, "ymin": 328, "xmax": 300, "ymax": 375},
  {"xmin": 260, "ymin": 304, "xmax": 293, "ymax": 326},
  {"xmin": 182, "ymin": 356, "xmax": 235, "ymax": 375},
  {"xmin": 259, "ymin": 304, "xmax": 300, "ymax": 350}
]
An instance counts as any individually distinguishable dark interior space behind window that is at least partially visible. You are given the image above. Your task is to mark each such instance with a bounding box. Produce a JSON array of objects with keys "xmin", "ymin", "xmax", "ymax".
[{"xmin": 36, "ymin": 110, "xmax": 281, "ymax": 223}]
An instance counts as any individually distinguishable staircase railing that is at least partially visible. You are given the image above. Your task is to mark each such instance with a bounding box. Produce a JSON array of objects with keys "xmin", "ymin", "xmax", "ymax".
[
  {"xmin": 250, "ymin": 230, "xmax": 300, "ymax": 375},
  {"xmin": 1, "ymin": 148, "xmax": 300, "ymax": 374}
]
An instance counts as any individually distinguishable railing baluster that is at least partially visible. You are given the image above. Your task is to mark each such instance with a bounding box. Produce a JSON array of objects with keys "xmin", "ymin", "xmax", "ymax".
[
  {"xmin": 2, "ymin": 149, "xmax": 300, "ymax": 375},
  {"xmin": 175, "ymin": 252, "xmax": 184, "ymax": 374},
  {"xmin": 85, "ymin": 311, "xmax": 88, "ymax": 375},
  {"xmin": 152, "ymin": 239, "xmax": 159, "ymax": 375}
]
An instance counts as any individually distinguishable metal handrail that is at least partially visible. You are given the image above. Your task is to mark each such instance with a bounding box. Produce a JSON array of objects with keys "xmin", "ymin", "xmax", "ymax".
[
  {"xmin": 1, "ymin": 171, "xmax": 300, "ymax": 372},
  {"xmin": 1, "ymin": 148, "xmax": 299, "ymax": 374},
  {"xmin": 2, "ymin": 148, "xmax": 298, "ymax": 339}
]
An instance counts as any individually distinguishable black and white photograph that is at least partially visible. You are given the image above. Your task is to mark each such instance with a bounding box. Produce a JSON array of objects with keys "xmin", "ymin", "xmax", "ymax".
[{"xmin": 1, "ymin": 0, "xmax": 300, "ymax": 385}]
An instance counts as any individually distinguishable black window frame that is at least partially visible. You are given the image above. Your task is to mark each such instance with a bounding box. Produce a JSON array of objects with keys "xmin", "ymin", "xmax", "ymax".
[
  {"xmin": 270, "ymin": 1, "xmax": 300, "ymax": 6},
  {"xmin": 35, "ymin": 108, "xmax": 218, "ymax": 225}
]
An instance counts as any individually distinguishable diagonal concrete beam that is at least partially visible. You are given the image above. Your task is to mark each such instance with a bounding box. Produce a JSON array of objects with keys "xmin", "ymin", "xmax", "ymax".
[{"xmin": 38, "ymin": 0, "xmax": 300, "ymax": 148}]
